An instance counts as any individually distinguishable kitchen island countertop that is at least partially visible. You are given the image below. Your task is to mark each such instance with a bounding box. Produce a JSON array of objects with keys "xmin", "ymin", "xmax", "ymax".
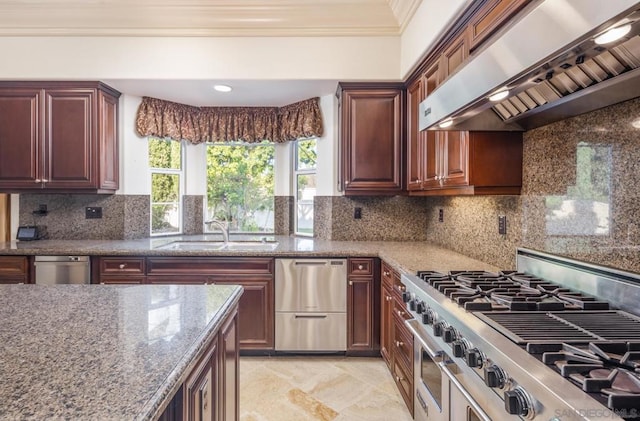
[
  {"xmin": 0, "ymin": 235, "xmax": 502, "ymax": 274},
  {"xmin": 0, "ymin": 283, "xmax": 242, "ymax": 420}
]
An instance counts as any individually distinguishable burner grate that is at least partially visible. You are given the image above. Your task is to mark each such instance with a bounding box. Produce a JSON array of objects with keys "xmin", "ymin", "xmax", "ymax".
[{"xmin": 476, "ymin": 311, "xmax": 640, "ymax": 345}]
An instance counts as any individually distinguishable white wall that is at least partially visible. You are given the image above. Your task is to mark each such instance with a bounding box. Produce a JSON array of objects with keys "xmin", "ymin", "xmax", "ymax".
[{"xmin": 0, "ymin": 36, "xmax": 400, "ymax": 81}]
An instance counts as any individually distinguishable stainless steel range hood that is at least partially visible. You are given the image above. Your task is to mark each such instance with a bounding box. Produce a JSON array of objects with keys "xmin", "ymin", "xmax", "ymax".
[{"xmin": 419, "ymin": 0, "xmax": 640, "ymax": 131}]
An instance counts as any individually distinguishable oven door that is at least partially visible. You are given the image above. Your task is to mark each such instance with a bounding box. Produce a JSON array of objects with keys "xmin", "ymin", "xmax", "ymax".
[
  {"xmin": 442, "ymin": 361, "xmax": 492, "ymax": 421},
  {"xmin": 407, "ymin": 320, "xmax": 449, "ymax": 421}
]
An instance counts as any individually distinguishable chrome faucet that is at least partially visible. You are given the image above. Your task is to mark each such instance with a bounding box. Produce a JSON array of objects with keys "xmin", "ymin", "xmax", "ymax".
[{"xmin": 204, "ymin": 219, "xmax": 230, "ymax": 243}]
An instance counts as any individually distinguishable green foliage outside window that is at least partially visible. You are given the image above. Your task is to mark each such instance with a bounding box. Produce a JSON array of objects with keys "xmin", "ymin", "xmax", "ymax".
[
  {"xmin": 149, "ymin": 138, "xmax": 182, "ymax": 234},
  {"xmin": 206, "ymin": 142, "xmax": 275, "ymax": 232}
]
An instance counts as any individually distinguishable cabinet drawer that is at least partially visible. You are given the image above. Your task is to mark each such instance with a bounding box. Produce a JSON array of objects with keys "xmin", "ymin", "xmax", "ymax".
[
  {"xmin": 393, "ymin": 314, "xmax": 414, "ymax": 369},
  {"xmin": 147, "ymin": 257, "xmax": 274, "ymax": 275},
  {"xmin": 348, "ymin": 258, "xmax": 373, "ymax": 276},
  {"xmin": 393, "ymin": 356, "xmax": 414, "ymax": 414},
  {"xmin": 99, "ymin": 257, "xmax": 145, "ymax": 274},
  {"xmin": 147, "ymin": 275, "xmax": 208, "ymax": 285},
  {"xmin": 381, "ymin": 261, "xmax": 394, "ymax": 288},
  {"xmin": 393, "ymin": 296, "xmax": 411, "ymax": 321},
  {"xmin": 0, "ymin": 256, "xmax": 29, "ymax": 277}
]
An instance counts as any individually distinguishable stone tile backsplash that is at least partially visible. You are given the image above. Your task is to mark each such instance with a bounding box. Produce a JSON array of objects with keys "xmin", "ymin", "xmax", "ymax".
[
  {"xmin": 19, "ymin": 194, "xmax": 149, "ymax": 240},
  {"xmin": 426, "ymin": 96, "xmax": 640, "ymax": 273},
  {"xmin": 315, "ymin": 195, "xmax": 429, "ymax": 241}
]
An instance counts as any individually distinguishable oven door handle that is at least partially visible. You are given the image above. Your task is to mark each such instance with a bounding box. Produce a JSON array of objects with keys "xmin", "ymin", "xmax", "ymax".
[
  {"xmin": 440, "ymin": 362, "xmax": 492, "ymax": 421},
  {"xmin": 404, "ymin": 319, "xmax": 444, "ymax": 361}
]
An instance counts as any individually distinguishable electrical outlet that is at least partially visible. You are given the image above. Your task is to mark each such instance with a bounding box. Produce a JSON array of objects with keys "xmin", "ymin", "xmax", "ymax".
[
  {"xmin": 86, "ymin": 207, "xmax": 103, "ymax": 219},
  {"xmin": 498, "ymin": 215, "xmax": 507, "ymax": 235},
  {"xmin": 438, "ymin": 209, "xmax": 444, "ymax": 223},
  {"xmin": 354, "ymin": 207, "xmax": 362, "ymax": 219}
]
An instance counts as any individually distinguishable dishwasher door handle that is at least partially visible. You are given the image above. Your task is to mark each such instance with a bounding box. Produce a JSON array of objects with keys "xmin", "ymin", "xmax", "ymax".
[
  {"xmin": 294, "ymin": 314, "xmax": 328, "ymax": 319},
  {"xmin": 294, "ymin": 261, "xmax": 328, "ymax": 266}
]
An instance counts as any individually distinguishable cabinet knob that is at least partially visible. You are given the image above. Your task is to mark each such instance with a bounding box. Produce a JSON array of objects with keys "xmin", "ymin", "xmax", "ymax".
[
  {"xmin": 386, "ymin": 295, "xmax": 392, "ymax": 301},
  {"xmin": 349, "ymin": 280, "xmax": 353, "ymax": 286},
  {"xmin": 395, "ymin": 340, "xmax": 404, "ymax": 348},
  {"xmin": 42, "ymin": 178, "xmax": 49, "ymax": 183},
  {"xmin": 345, "ymin": 180, "xmax": 350, "ymax": 185},
  {"xmin": 119, "ymin": 264, "xmax": 126, "ymax": 269},
  {"xmin": 357, "ymin": 264, "xmax": 364, "ymax": 270},
  {"xmin": 35, "ymin": 179, "xmax": 42, "ymax": 183},
  {"xmin": 397, "ymin": 310, "xmax": 405, "ymax": 317},
  {"xmin": 395, "ymin": 375, "xmax": 404, "ymax": 382},
  {"xmin": 383, "ymin": 271, "xmax": 390, "ymax": 276}
]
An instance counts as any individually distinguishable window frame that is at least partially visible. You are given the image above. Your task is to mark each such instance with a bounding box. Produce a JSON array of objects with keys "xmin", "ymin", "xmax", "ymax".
[
  {"xmin": 149, "ymin": 138, "xmax": 185, "ymax": 237},
  {"xmin": 204, "ymin": 141, "xmax": 275, "ymax": 235},
  {"xmin": 294, "ymin": 138, "xmax": 317, "ymax": 237}
]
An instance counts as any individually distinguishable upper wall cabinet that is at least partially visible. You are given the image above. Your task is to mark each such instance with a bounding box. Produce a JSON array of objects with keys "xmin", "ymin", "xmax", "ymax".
[
  {"xmin": 467, "ymin": 0, "xmax": 530, "ymax": 52},
  {"xmin": 338, "ymin": 83, "xmax": 405, "ymax": 196},
  {"xmin": 0, "ymin": 81, "xmax": 120, "ymax": 194}
]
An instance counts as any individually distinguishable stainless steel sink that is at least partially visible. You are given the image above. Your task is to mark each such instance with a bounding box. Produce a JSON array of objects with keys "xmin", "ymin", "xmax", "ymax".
[{"xmin": 155, "ymin": 240, "xmax": 278, "ymax": 251}]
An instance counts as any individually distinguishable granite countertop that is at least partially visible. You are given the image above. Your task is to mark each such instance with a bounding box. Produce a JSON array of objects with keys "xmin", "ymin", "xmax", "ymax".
[
  {"xmin": 0, "ymin": 235, "xmax": 502, "ymax": 274},
  {"xmin": 0, "ymin": 283, "xmax": 242, "ymax": 420}
]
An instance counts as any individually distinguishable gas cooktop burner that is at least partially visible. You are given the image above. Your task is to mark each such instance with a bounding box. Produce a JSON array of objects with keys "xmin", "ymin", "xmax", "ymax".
[
  {"xmin": 533, "ymin": 342, "xmax": 640, "ymax": 413},
  {"xmin": 415, "ymin": 270, "xmax": 610, "ymax": 312}
]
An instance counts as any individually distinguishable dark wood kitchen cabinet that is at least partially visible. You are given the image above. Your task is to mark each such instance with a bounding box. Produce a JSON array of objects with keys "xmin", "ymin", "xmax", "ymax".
[
  {"xmin": 0, "ymin": 255, "xmax": 32, "ymax": 284},
  {"xmin": 347, "ymin": 257, "xmax": 380, "ymax": 355},
  {"xmin": 380, "ymin": 260, "xmax": 413, "ymax": 416},
  {"xmin": 161, "ymin": 305, "xmax": 239, "ymax": 421},
  {"xmin": 0, "ymin": 81, "xmax": 120, "ymax": 193},
  {"xmin": 338, "ymin": 83, "xmax": 404, "ymax": 195},
  {"xmin": 93, "ymin": 256, "xmax": 275, "ymax": 352},
  {"xmin": 409, "ymin": 130, "xmax": 522, "ymax": 195},
  {"xmin": 467, "ymin": 0, "xmax": 529, "ymax": 51}
]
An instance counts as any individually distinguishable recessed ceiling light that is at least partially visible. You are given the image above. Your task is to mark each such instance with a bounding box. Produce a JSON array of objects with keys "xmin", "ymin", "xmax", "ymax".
[
  {"xmin": 594, "ymin": 24, "xmax": 631, "ymax": 45},
  {"xmin": 439, "ymin": 118, "xmax": 453, "ymax": 128},
  {"xmin": 488, "ymin": 89, "xmax": 509, "ymax": 102},
  {"xmin": 213, "ymin": 84, "xmax": 232, "ymax": 93}
]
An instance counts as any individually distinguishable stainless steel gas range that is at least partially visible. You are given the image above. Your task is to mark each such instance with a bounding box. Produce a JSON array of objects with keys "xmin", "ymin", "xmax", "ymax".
[{"xmin": 401, "ymin": 248, "xmax": 640, "ymax": 421}]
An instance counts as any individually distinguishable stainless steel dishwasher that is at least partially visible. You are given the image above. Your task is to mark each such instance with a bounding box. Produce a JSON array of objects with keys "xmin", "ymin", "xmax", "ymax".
[
  {"xmin": 34, "ymin": 256, "xmax": 91, "ymax": 285},
  {"xmin": 275, "ymin": 258, "xmax": 347, "ymax": 352}
]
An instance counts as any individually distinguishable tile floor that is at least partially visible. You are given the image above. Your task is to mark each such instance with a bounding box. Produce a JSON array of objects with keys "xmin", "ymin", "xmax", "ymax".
[{"xmin": 239, "ymin": 356, "xmax": 413, "ymax": 421}]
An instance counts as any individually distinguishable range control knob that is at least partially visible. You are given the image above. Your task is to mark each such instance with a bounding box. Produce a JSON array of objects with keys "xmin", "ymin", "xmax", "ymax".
[
  {"xmin": 504, "ymin": 387, "xmax": 533, "ymax": 417},
  {"xmin": 409, "ymin": 299, "xmax": 417, "ymax": 311},
  {"xmin": 423, "ymin": 309, "xmax": 436, "ymax": 325},
  {"xmin": 433, "ymin": 321, "xmax": 445, "ymax": 337},
  {"xmin": 443, "ymin": 326, "xmax": 457, "ymax": 343},
  {"xmin": 402, "ymin": 291, "xmax": 411, "ymax": 303},
  {"xmin": 485, "ymin": 365, "xmax": 507, "ymax": 389},
  {"xmin": 465, "ymin": 348, "xmax": 484, "ymax": 368},
  {"xmin": 452, "ymin": 340, "xmax": 468, "ymax": 358},
  {"xmin": 416, "ymin": 301, "xmax": 426, "ymax": 314}
]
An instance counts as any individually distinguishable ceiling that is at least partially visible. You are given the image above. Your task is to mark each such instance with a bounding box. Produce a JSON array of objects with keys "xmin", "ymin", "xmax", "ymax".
[{"xmin": 1, "ymin": 0, "xmax": 421, "ymax": 106}]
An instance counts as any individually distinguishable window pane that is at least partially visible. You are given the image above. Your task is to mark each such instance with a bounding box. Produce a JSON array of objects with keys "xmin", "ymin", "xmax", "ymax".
[
  {"xmin": 149, "ymin": 138, "xmax": 182, "ymax": 170},
  {"xmin": 296, "ymin": 139, "xmax": 317, "ymax": 170},
  {"xmin": 206, "ymin": 143, "xmax": 274, "ymax": 233},
  {"xmin": 151, "ymin": 173, "xmax": 180, "ymax": 202},
  {"xmin": 297, "ymin": 173, "xmax": 316, "ymax": 235},
  {"xmin": 151, "ymin": 203, "xmax": 180, "ymax": 234}
]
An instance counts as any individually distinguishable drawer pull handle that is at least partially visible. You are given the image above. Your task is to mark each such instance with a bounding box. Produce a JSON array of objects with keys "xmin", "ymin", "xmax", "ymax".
[
  {"xmin": 386, "ymin": 295, "xmax": 392, "ymax": 301},
  {"xmin": 383, "ymin": 271, "xmax": 390, "ymax": 276},
  {"xmin": 119, "ymin": 264, "xmax": 126, "ymax": 269},
  {"xmin": 395, "ymin": 340, "xmax": 404, "ymax": 348},
  {"xmin": 397, "ymin": 310, "xmax": 405, "ymax": 317},
  {"xmin": 396, "ymin": 375, "xmax": 404, "ymax": 382},
  {"xmin": 35, "ymin": 179, "xmax": 42, "ymax": 183}
]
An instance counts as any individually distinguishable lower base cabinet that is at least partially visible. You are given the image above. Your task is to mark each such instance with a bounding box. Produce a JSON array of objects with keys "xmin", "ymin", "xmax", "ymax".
[
  {"xmin": 0, "ymin": 255, "xmax": 32, "ymax": 284},
  {"xmin": 159, "ymin": 308, "xmax": 239, "ymax": 421}
]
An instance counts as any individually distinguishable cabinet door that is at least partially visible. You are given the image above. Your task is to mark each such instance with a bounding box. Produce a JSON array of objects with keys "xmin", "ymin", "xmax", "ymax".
[
  {"xmin": 220, "ymin": 312, "xmax": 239, "ymax": 421},
  {"xmin": 406, "ymin": 78, "xmax": 423, "ymax": 191},
  {"xmin": 380, "ymin": 282, "xmax": 394, "ymax": 367},
  {"xmin": 421, "ymin": 62, "xmax": 443, "ymax": 189},
  {"xmin": 0, "ymin": 89, "xmax": 42, "ymax": 189},
  {"xmin": 443, "ymin": 131, "xmax": 469, "ymax": 187},
  {"xmin": 212, "ymin": 276, "xmax": 274, "ymax": 350},
  {"xmin": 341, "ymin": 87, "xmax": 403, "ymax": 194},
  {"xmin": 98, "ymin": 90, "xmax": 119, "ymax": 191},
  {"xmin": 185, "ymin": 341, "xmax": 218, "ymax": 421},
  {"xmin": 441, "ymin": 32, "xmax": 469, "ymax": 80},
  {"xmin": 44, "ymin": 89, "xmax": 96, "ymax": 189},
  {"xmin": 347, "ymin": 277, "xmax": 374, "ymax": 351}
]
